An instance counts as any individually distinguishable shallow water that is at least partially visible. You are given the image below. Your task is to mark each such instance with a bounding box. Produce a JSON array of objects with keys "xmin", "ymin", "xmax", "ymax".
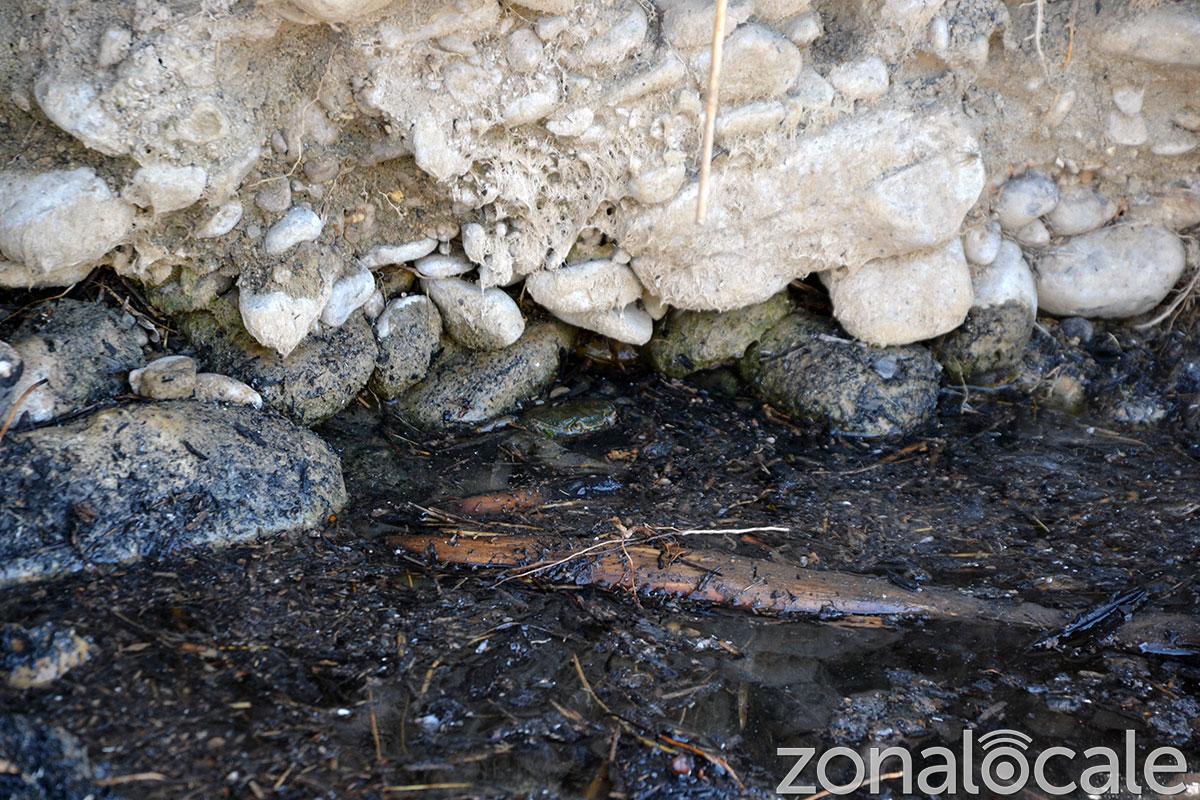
[{"xmin": 2, "ymin": 365, "xmax": 1198, "ymax": 798}]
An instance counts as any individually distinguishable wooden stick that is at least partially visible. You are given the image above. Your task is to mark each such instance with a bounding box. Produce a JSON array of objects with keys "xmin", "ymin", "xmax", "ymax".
[
  {"xmin": 391, "ymin": 533, "xmax": 1067, "ymax": 629},
  {"xmin": 695, "ymin": 0, "xmax": 728, "ymax": 224}
]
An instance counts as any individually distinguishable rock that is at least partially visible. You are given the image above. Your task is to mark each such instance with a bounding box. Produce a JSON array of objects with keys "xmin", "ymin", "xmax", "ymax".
[
  {"xmin": 502, "ymin": 86, "xmax": 560, "ymax": 127},
  {"xmin": 370, "ymin": 295, "xmax": 443, "ymax": 399},
  {"xmin": 2, "ymin": 623, "xmax": 92, "ymax": 689},
  {"xmin": 695, "ymin": 24, "xmax": 801, "ymax": 103},
  {"xmin": 1107, "ymin": 111, "xmax": 1148, "ymax": 147},
  {"xmin": 0, "ymin": 168, "xmax": 134, "ymax": 287},
  {"xmin": 397, "ymin": 322, "xmax": 572, "ymax": 429},
  {"xmin": 239, "ymin": 288, "xmax": 325, "ymax": 358},
  {"xmin": 825, "ymin": 239, "xmax": 973, "ymax": 346},
  {"xmin": 507, "ymin": 28, "xmax": 544, "ymax": 72},
  {"xmin": 662, "ymin": 0, "xmax": 751, "ymax": 49},
  {"xmin": 363, "ymin": 289, "xmax": 386, "ymax": 320},
  {"xmin": 786, "ymin": 12, "xmax": 823, "ymax": 46},
  {"xmin": 193, "ymin": 373, "xmax": 263, "ymax": 408},
  {"xmin": 1045, "ymin": 186, "xmax": 1118, "ymax": 236},
  {"xmin": 1059, "ymin": 316, "xmax": 1094, "ymax": 344},
  {"xmin": 646, "ymin": 291, "xmax": 794, "ymax": 378},
  {"xmin": 33, "ymin": 73, "xmax": 127, "ymax": 156},
  {"xmin": 255, "ymin": 180, "xmax": 292, "ymax": 213},
  {"xmin": 129, "ymin": 355, "xmax": 197, "ymax": 400},
  {"xmin": 195, "ymin": 200, "xmax": 244, "ymax": 239},
  {"xmin": 1112, "ymin": 86, "xmax": 1144, "ymax": 116},
  {"xmin": 619, "ymin": 109, "xmax": 984, "ymax": 311},
  {"xmin": 0, "ymin": 401, "xmax": 345, "ymax": 585},
  {"xmin": 0, "ymin": 299, "xmax": 145, "ymax": 426},
  {"xmin": 0, "ymin": 342, "xmax": 20, "ymax": 387},
  {"xmin": 1014, "ymin": 219, "xmax": 1050, "ymax": 247},
  {"xmin": 126, "ymin": 164, "xmax": 207, "ymax": 214},
  {"xmin": 181, "ymin": 296, "xmax": 376, "ymax": 425},
  {"xmin": 285, "ymin": 0, "xmax": 395, "ymax": 23},
  {"xmin": 828, "ymin": 56, "xmax": 890, "ymax": 102},
  {"xmin": 321, "ymin": 266, "xmax": 376, "ymax": 327},
  {"xmin": 0, "ymin": 715, "xmax": 118, "ymax": 799},
  {"xmin": 628, "ymin": 163, "xmax": 687, "ymax": 205},
  {"xmin": 934, "ymin": 242, "xmax": 1037, "ymax": 381},
  {"xmin": 552, "ymin": 304, "xmax": 654, "ymax": 345},
  {"xmin": 1123, "ymin": 182, "xmax": 1200, "ymax": 231},
  {"xmin": 1094, "ymin": 5, "xmax": 1200, "ymax": 67},
  {"xmin": 995, "ymin": 172, "xmax": 1058, "ymax": 232},
  {"xmin": 522, "ymin": 399, "xmax": 619, "ymax": 438},
  {"xmin": 361, "ymin": 239, "xmax": 439, "ymax": 268},
  {"xmin": 1035, "ymin": 225, "xmax": 1186, "ymax": 318},
  {"xmin": 264, "ymin": 206, "xmax": 323, "ymax": 256},
  {"xmin": 526, "ymin": 259, "xmax": 644, "ymax": 315},
  {"xmin": 962, "ymin": 222, "xmax": 1001, "ymax": 266},
  {"xmin": 421, "ymin": 276, "xmax": 525, "ymax": 349},
  {"xmin": 415, "ymin": 253, "xmax": 473, "ymax": 278},
  {"xmin": 740, "ymin": 311, "xmax": 942, "ymax": 437},
  {"xmin": 577, "ymin": 7, "xmax": 648, "ymax": 68}
]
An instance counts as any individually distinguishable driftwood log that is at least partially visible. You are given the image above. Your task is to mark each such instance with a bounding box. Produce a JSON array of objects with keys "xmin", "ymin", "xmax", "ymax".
[{"xmin": 391, "ymin": 533, "xmax": 1069, "ymax": 629}]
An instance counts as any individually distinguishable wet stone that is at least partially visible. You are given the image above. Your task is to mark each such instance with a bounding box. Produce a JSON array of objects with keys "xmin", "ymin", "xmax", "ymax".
[
  {"xmin": 0, "ymin": 715, "xmax": 118, "ymax": 800},
  {"xmin": 934, "ymin": 302, "xmax": 1033, "ymax": 383},
  {"xmin": 646, "ymin": 292, "xmax": 794, "ymax": 379},
  {"xmin": 522, "ymin": 399, "xmax": 619, "ymax": 438},
  {"xmin": 1, "ymin": 622, "xmax": 93, "ymax": 689},
  {"xmin": 0, "ymin": 401, "xmax": 345, "ymax": 586},
  {"xmin": 740, "ymin": 311, "xmax": 941, "ymax": 437}
]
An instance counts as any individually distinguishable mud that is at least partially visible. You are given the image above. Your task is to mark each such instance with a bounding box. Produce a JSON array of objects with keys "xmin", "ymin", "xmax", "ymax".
[{"xmin": 1, "ymin": 355, "xmax": 1198, "ymax": 797}]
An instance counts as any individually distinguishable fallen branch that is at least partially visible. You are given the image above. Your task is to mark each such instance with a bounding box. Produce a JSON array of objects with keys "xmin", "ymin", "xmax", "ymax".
[{"xmin": 391, "ymin": 532, "xmax": 1067, "ymax": 629}]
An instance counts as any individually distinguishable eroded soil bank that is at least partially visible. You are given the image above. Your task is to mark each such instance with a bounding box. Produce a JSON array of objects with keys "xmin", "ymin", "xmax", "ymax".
[{"xmin": 2, "ymin": 361, "xmax": 1197, "ymax": 798}]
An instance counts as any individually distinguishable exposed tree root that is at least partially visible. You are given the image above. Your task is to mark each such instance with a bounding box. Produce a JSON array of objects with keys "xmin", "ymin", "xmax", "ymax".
[{"xmin": 391, "ymin": 532, "xmax": 1069, "ymax": 629}]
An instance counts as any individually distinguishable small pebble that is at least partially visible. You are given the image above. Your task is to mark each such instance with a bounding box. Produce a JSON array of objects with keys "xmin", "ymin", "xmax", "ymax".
[
  {"xmin": 995, "ymin": 172, "xmax": 1058, "ymax": 231},
  {"xmin": 263, "ymin": 206, "xmax": 323, "ymax": 256},
  {"xmin": 129, "ymin": 355, "xmax": 197, "ymax": 400},
  {"xmin": 193, "ymin": 373, "xmax": 263, "ymax": 408}
]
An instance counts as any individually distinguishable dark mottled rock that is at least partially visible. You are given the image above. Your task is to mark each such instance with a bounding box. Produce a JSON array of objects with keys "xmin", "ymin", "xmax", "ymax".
[
  {"xmin": 369, "ymin": 295, "xmax": 442, "ymax": 400},
  {"xmin": 179, "ymin": 294, "xmax": 376, "ymax": 426},
  {"xmin": 522, "ymin": 399, "xmax": 619, "ymax": 438},
  {"xmin": 0, "ymin": 299, "xmax": 146, "ymax": 425},
  {"xmin": 398, "ymin": 322, "xmax": 573, "ymax": 430},
  {"xmin": 0, "ymin": 715, "xmax": 119, "ymax": 800},
  {"xmin": 2, "ymin": 623, "xmax": 92, "ymax": 689},
  {"xmin": 0, "ymin": 401, "xmax": 345, "ymax": 586},
  {"xmin": 934, "ymin": 302, "xmax": 1033, "ymax": 383},
  {"xmin": 646, "ymin": 292, "xmax": 793, "ymax": 378},
  {"xmin": 740, "ymin": 311, "xmax": 941, "ymax": 437}
]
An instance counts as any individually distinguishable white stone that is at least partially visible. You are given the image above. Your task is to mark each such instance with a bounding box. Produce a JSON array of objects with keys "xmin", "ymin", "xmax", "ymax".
[
  {"xmin": 1107, "ymin": 111, "xmax": 1148, "ymax": 146},
  {"xmin": 546, "ymin": 108, "xmax": 594, "ymax": 138},
  {"xmin": 33, "ymin": 74, "xmax": 126, "ymax": 156},
  {"xmin": 1035, "ymin": 225, "xmax": 1186, "ymax": 318},
  {"xmin": 1152, "ymin": 130, "xmax": 1199, "ymax": 157},
  {"xmin": 412, "ymin": 113, "xmax": 471, "ymax": 181},
  {"xmin": 962, "ymin": 222, "xmax": 1001, "ymax": 266},
  {"xmin": 362, "ymin": 289, "xmax": 385, "ymax": 320},
  {"xmin": 789, "ymin": 67, "xmax": 835, "ymax": 113},
  {"xmin": 1112, "ymin": 86, "xmax": 1144, "ymax": 115},
  {"xmin": 194, "ymin": 373, "xmax": 263, "ymax": 408},
  {"xmin": 264, "ymin": 206, "xmax": 323, "ymax": 256},
  {"xmin": 753, "ymin": 0, "xmax": 812, "ymax": 23},
  {"xmin": 0, "ymin": 168, "xmax": 134, "ymax": 285},
  {"xmin": 786, "ymin": 12, "xmax": 823, "ymax": 47},
  {"xmin": 1044, "ymin": 90, "xmax": 1076, "ymax": 128},
  {"xmin": 507, "ymin": 28, "xmax": 543, "ymax": 72},
  {"xmin": 661, "ymin": 0, "xmax": 750, "ymax": 50},
  {"xmin": 628, "ymin": 163, "xmax": 687, "ymax": 205},
  {"xmin": 1175, "ymin": 107, "xmax": 1200, "ymax": 132},
  {"xmin": 825, "ymin": 239, "xmax": 973, "ymax": 346},
  {"xmin": 361, "ymin": 238, "xmax": 439, "ymax": 268},
  {"xmin": 1095, "ymin": 6, "xmax": 1200, "ymax": 66},
  {"xmin": 415, "ymin": 253, "xmax": 474, "ymax": 278},
  {"xmin": 1045, "ymin": 186, "xmax": 1118, "ymax": 236},
  {"xmin": 972, "ymin": 241, "xmax": 1036, "ymax": 315},
  {"xmin": 195, "ymin": 200, "xmax": 243, "ymax": 239},
  {"xmin": 239, "ymin": 289, "xmax": 324, "ymax": 356},
  {"xmin": 552, "ymin": 304, "xmax": 654, "ymax": 345},
  {"xmin": 1014, "ymin": 219, "xmax": 1050, "ymax": 247},
  {"xmin": 927, "ymin": 16, "xmax": 949, "ymax": 53},
  {"xmin": 129, "ymin": 355, "xmax": 197, "ymax": 400},
  {"xmin": 126, "ymin": 164, "xmax": 207, "ymax": 214},
  {"xmin": 285, "ymin": 0, "xmax": 394, "ymax": 23},
  {"xmin": 321, "ymin": 268, "xmax": 376, "ymax": 327},
  {"xmin": 526, "ymin": 260, "xmax": 644, "ymax": 315},
  {"xmin": 829, "ymin": 57, "xmax": 890, "ymax": 102},
  {"xmin": 695, "ymin": 24, "xmax": 802, "ymax": 103},
  {"xmin": 421, "ymin": 277, "xmax": 525, "ymax": 350},
  {"xmin": 376, "ymin": 295, "xmax": 439, "ymax": 340},
  {"xmin": 502, "ymin": 86, "xmax": 560, "ymax": 127},
  {"xmin": 995, "ymin": 172, "xmax": 1058, "ymax": 231},
  {"xmin": 643, "ymin": 291, "xmax": 669, "ymax": 320},
  {"xmin": 536, "ymin": 16, "xmax": 569, "ymax": 40},
  {"xmin": 715, "ymin": 102, "xmax": 787, "ymax": 145},
  {"xmin": 97, "ymin": 27, "xmax": 132, "ymax": 67},
  {"xmin": 578, "ymin": 7, "xmax": 648, "ymax": 68}
]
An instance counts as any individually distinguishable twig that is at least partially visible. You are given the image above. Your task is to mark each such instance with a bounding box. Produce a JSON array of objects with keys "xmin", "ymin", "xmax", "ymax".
[
  {"xmin": 1135, "ymin": 264, "xmax": 1200, "ymax": 330},
  {"xmin": 572, "ymin": 652, "xmax": 614, "ymax": 716},
  {"xmin": 96, "ymin": 772, "xmax": 168, "ymax": 786},
  {"xmin": 695, "ymin": 0, "xmax": 728, "ymax": 224},
  {"xmin": 0, "ymin": 378, "xmax": 48, "ymax": 445},
  {"xmin": 799, "ymin": 770, "xmax": 905, "ymax": 800}
]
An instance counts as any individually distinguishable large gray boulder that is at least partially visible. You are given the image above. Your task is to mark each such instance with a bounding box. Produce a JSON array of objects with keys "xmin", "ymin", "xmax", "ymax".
[{"xmin": 0, "ymin": 401, "xmax": 345, "ymax": 586}]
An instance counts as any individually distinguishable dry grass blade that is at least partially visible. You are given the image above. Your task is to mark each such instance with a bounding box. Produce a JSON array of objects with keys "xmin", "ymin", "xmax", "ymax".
[
  {"xmin": 0, "ymin": 378, "xmax": 48, "ymax": 445},
  {"xmin": 695, "ymin": 0, "xmax": 728, "ymax": 224}
]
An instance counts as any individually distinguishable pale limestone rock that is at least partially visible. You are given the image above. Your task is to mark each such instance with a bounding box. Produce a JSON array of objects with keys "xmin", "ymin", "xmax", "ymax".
[
  {"xmin": 415, "ymin": 253, "xmax": 474, "ymax": 278},
  {"xmin": 526, "ymin": 260, "xmax": 643, "ymax": 315},
  {"xmin": 285, "ymin": 0, "xmax": 394, "ymax": 23},
  {"xmin": 962, "ymin": 222, "xmax": 1001, "ymax": 266},
  {"xmin": 264, "ymin": 206, "xmax": 323, "ymax": 256},
  {"xmin": 826, "ymin": 239, "xmax": 972, "ymax": 346},
  {"xmin": 507, "ymin": 28, "xmax": 543, "ymax": 72},
  {"xmin": 995, "ymin": 172, "xmax": 1058, "ymax": 232},
  {"xmin": 972, "ymin": 241, "xmax": 1037, "ymax": 315},
  {"xmin": 321, "ymin": 267, "xmax": 376, "ymax": 327},
  {"xmin": 126, "ymin": 165, "xmax": 207, "ymax": 214},
  {"xmin": 1045, "ymin": 186, "xmax": 1118, "ymax": 236},
  {"xmin": 193, "ymin": 373, "xmax": 263, "ymax": 408},
  {"xmin": 829, "ymin": 57, "xmax": 890, "ymax": 102},
  {"xmin": 1107, "ymin": 111, "xmax": 1148, "ymax": 146},
  {"xmin": 628, "ymin": 163, "xmax": 687, "ymax": 205},
  {"xmin": 239, "ymin": 289, "xmax": 325, "ymax": 357},
  {"xmin": 1014, "ymin": 219, "xmax": 1050, "ymax": 247},
  {"xmin": 129, "ymin": 355, "xmax": 197, "ymax": 400},
  {"xmin": 195, "ymin": 201, "xmax": 243, "ymax": 239},
  {"xmin": 577, "ymin": 7, "xmax": 648, "ymax": 68},
  {"xmin": 361, "ymin": 238, "xmax": 439, "ymax": 268},
  {"xmin": 695, "ymin": 25, "xmax": 802, "ymax": 103},
  {"xmin": 785, "ymin": 12, "xmax": 823, "ymax": 46},
  {"xmin": 1095, "ymin": 6, "xmax": 1200, "ymax": 66},
  {"xmin": 551, "ymin": 304, "xmax": 653, "ymax": 345},
  {"xmin": 421, "ymin": 277, "xmax": 525, "ymax": 349},
  {"xmin": 1035, "ymin": 225, "xmax": 1186, "ymax": 318},
  {"xmin": 33, "ymin": 74, "xmax": 126, "ymax": 156}
]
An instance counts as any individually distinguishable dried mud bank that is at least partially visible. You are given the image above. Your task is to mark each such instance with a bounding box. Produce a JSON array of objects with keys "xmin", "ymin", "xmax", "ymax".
[{"xmin": 0, "ymin": 0, "xmax": 1196, "ymax": 439}]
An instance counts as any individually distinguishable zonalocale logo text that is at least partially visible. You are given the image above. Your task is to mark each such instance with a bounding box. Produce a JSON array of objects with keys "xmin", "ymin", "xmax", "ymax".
[{"xmin": 777, "ymin": 730, "xmax": 1191, "ymax": 796}]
